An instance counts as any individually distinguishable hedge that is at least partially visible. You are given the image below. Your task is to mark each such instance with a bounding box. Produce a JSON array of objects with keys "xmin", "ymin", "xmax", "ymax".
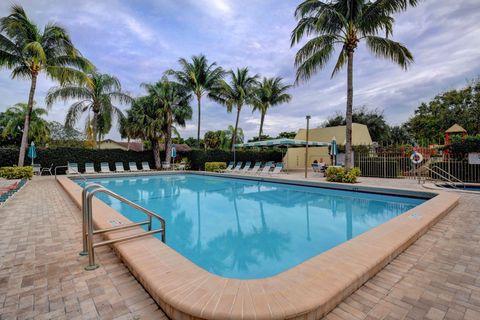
[
  {"xmin": 0, "ymin": 147, "xmax": 283, "ymax": 174},
  {"xmin": 204, "ymin": 162, "xmax": 227, "ymax": 172},
  {"xmin": 183, "ymin": 149, "xmax": 283, "ymax": 171},
  {"xmin": 0, "ymin": 166, "xmax": 33, "ymax": 179},
  {"xmin": 0, "ymin": 147, "xmax": 154, "ymax": 174}
]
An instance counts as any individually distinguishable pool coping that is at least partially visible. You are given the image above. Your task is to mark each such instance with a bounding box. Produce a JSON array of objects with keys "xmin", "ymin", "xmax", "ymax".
[{"xmin": 58, "ymin": 172, "xmax": 459, "ymax": 320}]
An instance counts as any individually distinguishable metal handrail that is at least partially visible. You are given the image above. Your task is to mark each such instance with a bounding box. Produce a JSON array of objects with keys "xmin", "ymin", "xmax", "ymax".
[
  {"xmin": 79, "ymin": 183, "xmax": 104, "ymax": 256},
  {"xmin": 430, "ymin": 165, "xmax": 465, "ymax": 188},
  {"xmin": 84, "ymin": 187, "xmax": 166, "ymax": 270},
  {"xmin": 422, "ymin": 166, "xmax": 460, "ymax": 189}
]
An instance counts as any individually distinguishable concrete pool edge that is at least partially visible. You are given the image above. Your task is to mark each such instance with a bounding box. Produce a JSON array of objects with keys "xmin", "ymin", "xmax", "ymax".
[{"xmin": 58, "ymin": 173, "xmax": 459, "ymax": 320}]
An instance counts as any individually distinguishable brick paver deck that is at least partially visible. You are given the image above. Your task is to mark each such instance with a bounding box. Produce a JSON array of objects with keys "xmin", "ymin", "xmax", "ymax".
[
  {"xmin": 1, "ymin": 175, "xmax": 478, "ymax": 320},
  {"xmin": 0, "ymin": 177, "xmax": 167, "ymax": 320}
]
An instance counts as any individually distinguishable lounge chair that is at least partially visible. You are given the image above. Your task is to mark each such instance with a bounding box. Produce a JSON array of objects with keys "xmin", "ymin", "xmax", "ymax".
[
  {"xmin": 222, "ymin": 161, "xmax": 235, "ymax": 172},
  {"xmin": 41, "ymin": 164, "xmax": 53, "ymax": 176},
  {"xmin": 100, "ymin": 162, "xmax": 111, "ymax": 173},
  {"xmin": 238, "ymin": 161, "xmax": 251, "ymax": 173},
  {"xmin": 270, "ymin": 162, "xmax": 284, "ymax": 174},
  {"xmin": 85, "ymin": 162, "xmax": 96, "ymax": 174},
  {"xmin": 129, "ymin": 162, "xmax": 139, "ymax": 172},
  {"xmin": 32, "ymin": 164, "xmax": 41, "ymax": 176},
  {"xmin": 141, "ymin": 162, "xmax": 152, "ymax": 171},
  {"xmin": 115, "ymin": 162, "xmax": 125, "ymax": 173},
  {"xmin": 67, "ymin": 162, "xmax": 79, "ymax": 174},
  {"xmin": 162, "ymin": 161, "xmax": 171, "ymax": 170},
  {"xmin": 231, "ymin": 162, "xmax": 243, "ymax": 173},
  {"xmin": 247, "ymin": 162, "xmax": 262, "ymax": 174},
  {"xmin": 259, "ymin": 161, "xmax": 273, "ymax": 174}
]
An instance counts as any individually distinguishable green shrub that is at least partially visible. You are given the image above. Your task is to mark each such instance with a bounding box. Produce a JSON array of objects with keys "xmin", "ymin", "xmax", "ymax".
[
  {"xmin": 204, "ymin": 162, "xmax": 227, "ymax": 172},
  {"xmin": 0, "ymin": 166, "xmax": 33, "ymax": 179},
  {"xmin": 325, "ymin": 166, "xmax": 361, "ymax": 183}
]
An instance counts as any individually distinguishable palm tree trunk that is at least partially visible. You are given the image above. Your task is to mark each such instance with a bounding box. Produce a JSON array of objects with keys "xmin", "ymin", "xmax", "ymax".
[
  {"xmin": 92, "ymin": 111, "xmax": 99, "ymax": 149},
  {"xmin": 258, "ymin": 111, "xmax": 265, "ymax": 140},
  {"xmin": 165, "ymin": 111, "xmax": 173, "ymax": 165},
  {"xmin": 196, "ymin": 94, "xmax": 201, "ymax": 148},
  {"xmin": 17, "ymin": 73, "xmax": 38, "ymax": 167},
  {"xmin": 345, "ymin": 50, "xmax": 354, "ymax": 169},
  {"xmin": 152, "ymin": 138, "xmax": 161, "ymax": 169},
  {"xmin": 231, "ymin": 105, "xmax": 241, "ymax": 151}
]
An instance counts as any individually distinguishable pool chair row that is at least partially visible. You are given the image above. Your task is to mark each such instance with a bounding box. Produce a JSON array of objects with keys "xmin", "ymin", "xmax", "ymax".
[
  {"xmin": 67, "ymin": 161, "xmax": 152, "ymax": 174},
  {"xmin": 223, "ymin": 161, "xmax": 284, "ymax": 175}
]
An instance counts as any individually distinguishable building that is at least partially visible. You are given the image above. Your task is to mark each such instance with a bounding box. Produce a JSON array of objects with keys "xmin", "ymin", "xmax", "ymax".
[
  {"xmin": 98, "ymin": 139, "xmax": 145, "ymax": 152},
  {"xmin": 285, "ymin": 123, "xmax": 372, "ymax": 169}
]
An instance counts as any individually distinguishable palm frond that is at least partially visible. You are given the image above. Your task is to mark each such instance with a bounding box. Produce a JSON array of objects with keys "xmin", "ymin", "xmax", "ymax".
[
  {"xmin": 366, "ymin": 36, "xmax": 413, "ymax": 69},
  {"xmin": 45, "ymin": 85, "xmax": 92, "ymax": 108},
  {"xmin": 331, "ymin": 47, "xmax": 347, "ymax": 77},
  {"xmin": 65, "ymin": 100, "xmax": 90, "ymax": 129}
]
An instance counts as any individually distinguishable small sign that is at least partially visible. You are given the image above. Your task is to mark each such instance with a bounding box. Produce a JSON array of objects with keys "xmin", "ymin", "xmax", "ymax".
[{"xmin": 468, "ymin": 152, "xmax": 480, "ymax": 165}]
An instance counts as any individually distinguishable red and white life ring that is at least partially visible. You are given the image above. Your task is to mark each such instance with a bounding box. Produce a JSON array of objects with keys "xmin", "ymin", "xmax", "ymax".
[{"xmin": 410, "ymin": 152, "xmax": 423, "ymax": 164}]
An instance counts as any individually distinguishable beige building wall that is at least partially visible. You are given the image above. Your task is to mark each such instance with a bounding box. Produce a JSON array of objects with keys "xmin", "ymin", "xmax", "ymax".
[
  {"xmin": 285, "ymin": 123, "xmax": 372, "ymax": 169},
  {"xmin": 98, "ymin": 141, "xmax": 128, "ymax": 150}
]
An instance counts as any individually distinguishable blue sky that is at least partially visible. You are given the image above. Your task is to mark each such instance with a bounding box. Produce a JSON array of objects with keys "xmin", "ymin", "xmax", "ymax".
[{"xmin": 1, "ymin": 0, "xmax": 479, "ymax": 141}]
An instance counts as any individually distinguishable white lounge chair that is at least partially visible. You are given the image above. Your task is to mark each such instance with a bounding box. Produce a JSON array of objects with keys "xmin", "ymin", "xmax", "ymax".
[
  {"xmin": 223, "ymin": 161, "xmax": 235, "ymax": 172},
  {"xmin": 67, "ymin": 162, "xmax": 79, "ymax": 174},
  {"xmin": 115, "ymin": 162, "xmax": 125, "ymax": 173},
  {"xmin": 100, "ymin": 162, "xmax": 111, "ymax": 173},
  {"xmin": 259, "ymin": 161, "xmax": 273, "ymax": 174},
  {"xmin": 231, "ymin": 162, "xmax": 243, "ymax": 173},
  {"xmin": 162, "ymin": 161, "xmax": 171, "ymax": 170},
  {"xmin": 270, "ymin": 162, "xmax": 284, "ymax": 174},
  {"xmin": 142, "ymin": 162, "xmax": 152, "ymax": 171},
  {"xmin": 41, "ymin": 164, "xmax": 53, "ymax": 176},
  {"xmin": 85, "ymin": 162, "xmax": 96, "ymax": 174},
  {"xmin": 247, "ymin": 162, "xmax": 262, "ymax": 174},
  {"xmin": 238, "ymin": 161, "xmax": 251, "ymax": 174},
  {"xmin": 129, "ymin": 162, "xmax": 139, "ymax": 172}
]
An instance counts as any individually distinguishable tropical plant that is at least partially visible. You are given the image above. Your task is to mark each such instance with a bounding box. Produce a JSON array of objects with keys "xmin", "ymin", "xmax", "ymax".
[
  {"xmin": 166, "ymin": 54, "xmax": 225, "ymax": 147},
  {"xmin": 0, "ymin": 4, "xmax": 93, "ymax": 165},
  {"xmin": 46, "ymin": 72, "xmax": 132, "ymax": 147},
  {"xmin": 1, "ymin": 102, "xmax": 50, "ymax": 145},
  {"xmin": 323, "ymin": 106, "xmax": 390, "ymax": 143},
  {"xmin": 209, "ymin": 68, "xmax": 258, "ymax": 150},
  {"xmin": 291, "ymin": 0, "xmax": 417, "ymax": 168},
  {"xmin": 48, "ymin": 121, "xmax": 85, "ymax": 141},
  {"xmin": 142, "ymin": 77, "xmax": 192, "ymax": 164},
  {"xmin": 252, "ymin": 77, "xmax": 292, "ymax": 139},
  {"xmin": 123, "ymin": 96, "xmax": 164, "ymax": 169},
  {"xmin": 224, "ymin": 125, "xmax": 244, "ymax": 149},
  {"xmin": 204, "ymin": 131, "xmax": 222, "ymax": 149}
]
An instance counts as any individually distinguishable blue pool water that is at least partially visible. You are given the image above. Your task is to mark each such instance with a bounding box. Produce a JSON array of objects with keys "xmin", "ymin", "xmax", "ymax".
[{"xmin": 79, "ymin": 174, "xmax": 425, "ymax": 279}]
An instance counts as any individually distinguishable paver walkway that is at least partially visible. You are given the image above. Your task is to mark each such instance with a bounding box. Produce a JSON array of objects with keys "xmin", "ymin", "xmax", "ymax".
[
  {"xmin": 0, "ymin": 177, "xmax": 167, "ymax": 319},
  {"xmin": 1, "ymin": 176, "xmax": 479, "ymax": 320}
]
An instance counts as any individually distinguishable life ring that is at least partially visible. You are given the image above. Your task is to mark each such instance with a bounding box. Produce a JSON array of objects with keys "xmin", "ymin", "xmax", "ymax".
[{"xmin": 410, "ymin": 152, "xmax": 423, "ymax": 164}]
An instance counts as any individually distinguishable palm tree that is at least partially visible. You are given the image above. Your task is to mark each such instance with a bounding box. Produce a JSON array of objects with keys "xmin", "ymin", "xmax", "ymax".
[
  {"xmin": 210, "ymin": 68, "xmax": 258, "ymax": 150},
  {"xmin": 142, "ymin": 77, "xmax": 192, "ymax": 165},
  {"xmin": 46, "ymin": 72, "xmax": 132, "ymax": 147},
  {"xmin": 252, "ymin": 77, "xmax": 292, "ymax": 139},
  {"xmin": 166, "ymin": 54, "xmax": 225, "ymax": 147},
  {"xmin": 1, "ymin": 102, "xmax": 50, "ymax": 146},
  {"xmin": 291, "ymin": 0, "xmax": 416, "ymax": 168},
  {"xmin": 124, "ymin": 96, "xmax": 164, "ymax": 169},
  {"xmin": 0, "ymin": 4, "xmax": 93, "ymax": 166}
]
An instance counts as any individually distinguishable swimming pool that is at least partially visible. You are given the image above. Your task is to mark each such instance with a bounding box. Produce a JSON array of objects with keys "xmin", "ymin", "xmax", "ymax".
[{"xmin": 78, "ymin": 174, "xmax": 425, "ymax": 279}]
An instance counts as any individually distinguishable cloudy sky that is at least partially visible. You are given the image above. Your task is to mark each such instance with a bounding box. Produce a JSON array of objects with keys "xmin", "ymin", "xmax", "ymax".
[{"xmin": 1, "ymin": 0, "xmax": 479, "ymax": 141}]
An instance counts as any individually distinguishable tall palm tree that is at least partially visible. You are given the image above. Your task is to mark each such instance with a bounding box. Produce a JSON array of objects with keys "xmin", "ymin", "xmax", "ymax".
[
  {"xmin": 166, "ymin": 54, "xmax": 225, "ymax": 147},
  {"xmin": 291, "ymin": 0, "xmax": 416, "ymax": 168},
  {"xmin": 1, "ymin": 102, "xmax": 50, "ymax": 146},
  {"xmin": 223, "ymin": 125, "xmax": 244, "ymax": 150},
  {"xmin": 0, "ymin": 4, "xmax": 92, "ymax": 166},
  {"xmin": 46, "ymin": 72, "xmax": 132, "ymax": 147},
  {"xmin": 210, "ymin": 68, "xmax": 258, "ymax": 150},
  {"xmin": 252, "ymin": 77, "xmax": 292, "ymax": 140},
  {"xmin": 124, "ymin": 96, "xmax": 164, "ymax": 169},
  {"xmin": 142, "ymin": 77, "xmax": 192, "ymax": 165}
]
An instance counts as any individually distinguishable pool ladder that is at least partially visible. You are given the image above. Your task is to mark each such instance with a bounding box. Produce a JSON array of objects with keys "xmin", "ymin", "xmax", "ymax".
[
  {"xmin": 421, "ymin": 165, "xmax": 465, "ymax": 189},
  {"xmin": 81, "ymin": 184, "xmax": 166, "ymax": 270}
]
